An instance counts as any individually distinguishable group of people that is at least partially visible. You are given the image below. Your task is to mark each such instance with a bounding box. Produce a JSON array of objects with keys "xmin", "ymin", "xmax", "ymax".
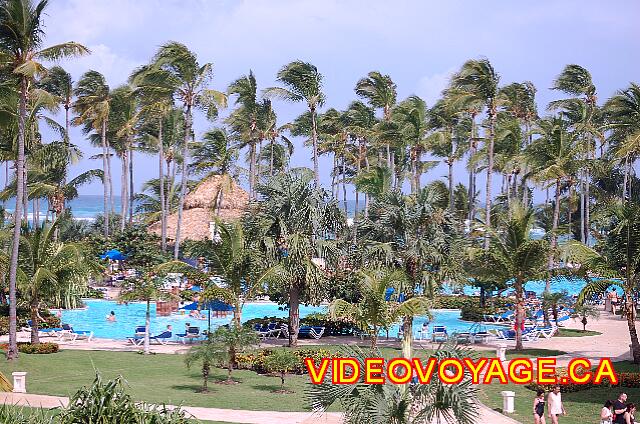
[
  {"xmin": 533, "ymin": 386, "xmax": 566, "ymax": 424},
  {"xmin": 601, "ymin": 393, "xmax": 636, "ymax": 424},
  {"xmin": 533, "ymin": 389, "xmax": 636, "ymax": 424}
]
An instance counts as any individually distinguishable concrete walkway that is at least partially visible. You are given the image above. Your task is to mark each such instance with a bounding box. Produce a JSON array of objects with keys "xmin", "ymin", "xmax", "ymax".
[{"xmin": 0, "ymin": 391, "xmax": 519, "ymax": 423}]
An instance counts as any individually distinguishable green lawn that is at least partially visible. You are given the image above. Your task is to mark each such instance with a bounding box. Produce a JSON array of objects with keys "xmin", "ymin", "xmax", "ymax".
[
  {"xmin": 506, "ymin": 348, "xmax": 567, "ymax": 359},
  {"xmin": 480, "ymin": 360, "xmax": 640, "ymax": 424},
  {"xmin": 0, "ymin": 350, "xmax": 315, "ymax": 412},
  {"xmin": 556, "ymin": 328, "xmax": 601, "ymax": 337}
]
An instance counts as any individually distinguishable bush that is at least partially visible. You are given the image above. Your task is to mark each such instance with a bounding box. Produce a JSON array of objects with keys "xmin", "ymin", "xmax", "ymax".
[
  {"xmin": 0, "ymin": 308, "xmax": 60, "ymax": 336},
  {"xmin": 244, "ymin": 314, "xmax": 357, "ymax": 336},
  {"xmin": 18, "ymin": 342, "xmax": 59, "ymax": 354},
  {"xmin": 526, "ymin": 366, "xmax": 624, "ymax": 393},
  {"xmin": 84, "ymin": 287, "xmax": 105, "ymax": 299},
  {"xmin": 237, "ymin": 347, "xmax": 341, "ymax": 374}
]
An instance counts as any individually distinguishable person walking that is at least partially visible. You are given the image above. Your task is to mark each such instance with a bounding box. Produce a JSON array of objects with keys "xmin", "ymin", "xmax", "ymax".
[
  {"xmin": 534, "ymin": 389, "xmax": 546, "ymax": 424},
  {"xmin": 547, "ymin": 385, "xmax": 566, "ymax": 424}
]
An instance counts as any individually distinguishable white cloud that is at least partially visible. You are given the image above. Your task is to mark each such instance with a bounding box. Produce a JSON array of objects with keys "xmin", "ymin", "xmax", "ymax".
[{"xmin": 416, "ymin": 68, "xmax": 455, "ymax": 106}]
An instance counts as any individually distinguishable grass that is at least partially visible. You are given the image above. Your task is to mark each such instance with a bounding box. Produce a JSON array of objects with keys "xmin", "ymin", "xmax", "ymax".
[
  {"xmin": 0, "ymin": 350, "xmax": 315, "ymax": 412},
  {"xmin": 480, "ymin": 360, "xmax": 640, "ymax": 424},
  {"xmin": 506, "ymin": 348, "xmax": 566, "ymax": 359},
  {"xmin": 556, "ymin": 328, "xmax": 601, "ymax": 337}
]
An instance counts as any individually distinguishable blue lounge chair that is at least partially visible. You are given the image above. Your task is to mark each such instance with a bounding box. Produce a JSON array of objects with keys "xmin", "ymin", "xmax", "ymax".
[
  {"xmin": 127, "ymin": 326, "xmax": 148, "ymax": 345},
  {"xmin": 149, "ymin": 331, "xmax": 173, "ymax": 345},
  {"xmin": 298, "ymin": 326, "xmax": 325, "ymax": 339},
  {"xmin": 495, "ymin": 311, "xmax": 515, "ymax": 323},
  {"xmin": 177, "ymin": 326, "xmax": 201, "ymax": 344},
  {"xmin": 23, "ymin": 320, "xmax": 62, "ymax": 337},
  {"xmin": 59, "ymin": 324, "xmax": 93, "ymax": 342},
  {"xmin": 431, "ymin": 326, "xmax": 448, "ymax": 342}
]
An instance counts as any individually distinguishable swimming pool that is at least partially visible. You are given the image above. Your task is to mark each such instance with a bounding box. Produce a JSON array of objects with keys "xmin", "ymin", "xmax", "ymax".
[{"xmin": 60, "ymin": 300, "xmax": 500, "ymax": 340}]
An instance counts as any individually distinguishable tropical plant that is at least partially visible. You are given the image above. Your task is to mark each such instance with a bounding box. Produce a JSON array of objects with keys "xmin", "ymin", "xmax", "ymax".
[
  {"xmin": 262, "ymin": 348, "xmax": 299, "ymax": 393},
  {"xmin": 134, "ymin": 42, "xmax": 227, "ymax": 259},
  {"xmin": 566, "ymin": 201, "xmax": 640, "ymax": 362},
  {"xmin": 249, "ymin": 170, "xmax": 344, "ymax": 347},
  {"xmin": 470, "ymin": 203, "xmax": 549, "ymax": 350},
  {"xmin": 329, "ymin": 268, "xmax": 431, "ymax": 349},
  {"xmin": 572, "ymin": 300, "xmax": 599, "ymax": 332},
  {"xmin": 118, "ymin": 275, "xmax": 172, "ymax": 354},
  {"xmin": 265, "ymin": 61, "xmax": 325, "ymax": 187},
  {"xmin": 0, "ymin": 0, "xmax": 88, "ymax": 360},
  {"xmin": 307, "ymin": 344, "xmax": 479, "ymax": 424}
]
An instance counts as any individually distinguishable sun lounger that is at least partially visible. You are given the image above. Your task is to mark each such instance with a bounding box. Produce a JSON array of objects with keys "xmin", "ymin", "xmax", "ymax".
[
  {"xmin": 177, "ymin": 326, "xmax": 201, "ymax": 344},
  {"xmin": 279, "ymin": 323, "xmax": 289, "ymax": 339},
  {"xmin": 538, "ymin": 326, "xmax": 558, "ymax": 339},
  {"xmin": 22, "ymin": 320, "xmax": 62, "ymax": 337},
  {"xmin": 59, "ymin": 324, "xmax": 93, "ymax": 342},
  {"xmin": 431, "ymin": 326, "xmax": 448, "ymax": 342},
  {"xmin": 495, "ymin": 311, "xmax": 515, "ymax": 323},
  {"xmin": 298, "ymin": 326, "xmax": 325, "ymax": 339},
  {"xmin": 149, "ymin": 331, "xmax": 173, "ymax": 345},
  {"xmin": 127, "ymin": 326, "xmax": 147, "ymax": 345}
]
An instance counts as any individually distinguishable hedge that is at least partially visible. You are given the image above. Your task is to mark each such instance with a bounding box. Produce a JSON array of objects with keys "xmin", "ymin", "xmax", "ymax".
[
  {"xmin": 236, "ymin": 348, "xmax": 341, "ymax": 374},
  {"xmin": 0, "ymin": 342, "xmax": 59, "ymax": 354},
  {"xmin": 526, "ymin": 367, "xmax": 625, "ymax": 393},
  {"xmin": 244, "ymin": 313, "xmax": 357, "ymax": 336}
]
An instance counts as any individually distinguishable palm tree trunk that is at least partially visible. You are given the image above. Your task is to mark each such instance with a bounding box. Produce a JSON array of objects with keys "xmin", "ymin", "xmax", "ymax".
[
  {"xmin": 270, "ymin": 139, "xmax": 275, "ymax": 176},
  {"xmin": 401, "ymin": 316, "xmax": 413, "ymax": 359},
  {"xmin": 483, "ymin": 112, "xmax": 496, "ymax": 250},
  {"xmin": 627, "ymin": 291, "xmax": 640, "ymax": 364},
  {"xmin": 143, "ymin": 300, "xmax": 151, "ymax": 355},
  {"xmin": 129, "ymin": 145, "xmax": 135, "ymax": 224},
  {"xmin": 120, "ymin": 152, "xmax": 128, "ymax": 231},
  {"xmin": 256, "ymin": 139, "xmax": 263, "ymax": 186},
  {"xmin": 7, "ymin": 77, "xmax": 28, "ymax": 360},
  {"xmin": 580, "ymin": 169, "xmax": 585, "ymax": 243},
  {"xmin": 331, "ymin": 155, "xmax": 337, "ymax": 198},
  {"xmin": 623, "ymin": 156, "xmax": 630, "ymax": 201},
  {"xmin": 158, "ymin": 121, "xmax": 167, "ymax": 252},
  {"xmin": 101, "ymin": 120, "xmax": 110, "ymax": 237},
  {"xmin": 30, "ymin": 299, "xmax": 39, "ymax": 345},
  {"xmin": 341, "ymin": 156, "xmax": 348, "ymax": 213},
  {"xmin": 249, "ymin": 142, "xmax": 256, "ymax": 200},
  {"xmin": 585, "ymin": 164, "xmax": 591, "ymax": 244},
  {"xmin": 514, "ymin": 280, "xmax": 524, "ymax": 351},
  {"xmin": 174, "ymin": 104, "xmax": 192, "ymax": 259},
  {"xmin": 105, "ymin": 139, "xmax": 115, "ymax": 220},
  {"xmin": 448, "ymin": 159, "xmax": 454, "ymax": 211},
  {"xmin": 288, "ymin": 284, "xmax": 301, "ymax": 347},
  {"xmin": 310, "ymin": 107, "xmax": 320, "ymax": 188},
  {"xmin": 546, "ymin": 178, "xmax": 562, "ymax": 292},
  {"xmin": 468, "ymin": 115, "xmax": 477, "ymax": 221}
]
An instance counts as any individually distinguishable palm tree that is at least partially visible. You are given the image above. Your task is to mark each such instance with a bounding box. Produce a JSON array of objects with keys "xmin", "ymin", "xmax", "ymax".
[
  {"xmin": 392, "ymin": 96, "xmax": 432, "ymax": 194},
  {"xmin": 605, "ymin": 83, "xmax": 640, "ymax": 200},
  {"xmin": 199, "ymin": 221, "xmax": 272, "ymax": 326},
  {"xmin": 472, "ymin": 203, "xmax": 549, "ymax": 350},
  {"xmin": 358, "ymin": 185, "xmax": 465, "ymax": 358},
  {"xmin": 329, "ymin": 268, "xmax": 431, "ymax": 349},
  {"xmin": 190, "ymin": 325, "xmax": 257, "ymax": 388},
  {"xmin": 566, "ymin": 202, "xmax": 640, "ymax": 362},
  {"xmin": 355, "ymin": 71, "xmax": 397, "ymax": 178},
  {"xmin": 550, "ymin": 65, "xmax": 598, "ymax": 243},
  {"xmin": 265, "ymin": 61, "xmax": 325, "ymax": 187},
  {"xmin": 73, "ymin": 70, "xmax": 112, "ymax": 237},
  {"xmin": 136, "ymin": 42, "xmax": 226, "ymax": 259},
  {"xmin": 0, "ymin": 0, "xmax": 89, "ymax": 360},
  {"xmin": 308, "ymin": 344, "xmax": 479, "ymax": 424},
  {"xmin": 251, "ymin": 171, "xmax": 344, "ymax": 347},
  {"xmin": 526, "ymin": 117, "xmax": 580, "ymax": 288},
  {"xmin": 133, "ymin": 178, "xmax": 180, "ymax": 225},
  {"xmin": 451, "ymin": 59, "xmax": 500, "ymax": 248},
  {"xmin": 119, "ymin": 275, "xmax": 172, "ymax": 355},
  {"xmin": 13, "ymin": 219, "xmax": 97, "ymax": 344}
]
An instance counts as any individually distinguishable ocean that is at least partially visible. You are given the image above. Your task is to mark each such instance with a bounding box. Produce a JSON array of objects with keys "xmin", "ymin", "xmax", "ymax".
[{"xmin": 3, "ymin": 195, "xmax": 124, "ymax": 221}]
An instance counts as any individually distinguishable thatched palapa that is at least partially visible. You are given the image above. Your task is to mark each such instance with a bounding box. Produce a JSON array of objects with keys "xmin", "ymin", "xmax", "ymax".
[{"xmin": 149, "ymin": 175, "xmax": 248, "ymax": 242}]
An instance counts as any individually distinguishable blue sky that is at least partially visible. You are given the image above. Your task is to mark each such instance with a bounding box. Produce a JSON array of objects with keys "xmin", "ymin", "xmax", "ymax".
[{"xmin": 42, "ymin": 0, "xmax": 640, "ymax": 200}]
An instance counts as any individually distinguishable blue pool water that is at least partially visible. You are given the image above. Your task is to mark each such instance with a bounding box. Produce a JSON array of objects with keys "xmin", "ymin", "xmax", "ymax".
[{"xmin": 60, "ymin": 300, "xmax": 499, "ymax": 340}]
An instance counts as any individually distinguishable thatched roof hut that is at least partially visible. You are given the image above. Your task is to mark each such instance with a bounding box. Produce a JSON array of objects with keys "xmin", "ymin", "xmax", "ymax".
[{"xmin": 149, "ymin": 175, "xmax": 248, "ymax": 242}]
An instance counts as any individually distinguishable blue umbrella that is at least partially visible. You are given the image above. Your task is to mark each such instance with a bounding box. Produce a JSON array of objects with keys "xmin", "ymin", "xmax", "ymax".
[{"xmin": 100, "ymin": 249, "xmax": 127, "ymax": 261}]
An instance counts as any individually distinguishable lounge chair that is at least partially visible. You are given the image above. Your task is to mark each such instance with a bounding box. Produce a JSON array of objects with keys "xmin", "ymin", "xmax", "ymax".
[
  {"xmin": 177, "ymin": 326, "xmax": 201, "ymax": 344},
  {"xmin": 298, "ymin": 326, "xmax": 325, "ymax": 339},
  {"xmin": 495, "ymin": 311, "xmax": 515, "ymax": 323},
  {"xmin": 454, "ymin": 332, "xmax": 472, "ymax": 343},
  {"xmin": 127, "ymin": 326, "xmax": 148, "ymax": 345},
  {"xmin": 59, "ymin": 324, "xmax": 93, "ymax": 342},
  {"xmin": 149, "ymin": 330, "xmax": 173, "ymax": 345},
  {"xmin": 254, "ymin": 324, "xmax": 270, "ymax": 340},
  {"xmin": 23, "ymin": 320, "xmax": 62, "ymax": 337},
  {"xmin": 471, "ymin": 331, "xmax": 492, "ymax": 344},
  {"xmin": 279, "ymin": 323, "xmax": 289, "ymax": 339},
  {"xmin": 431, "ymin": 326, "xmax": 448, "ymax": 342},
  {"xmin": 266, "ymin": 322, "xmax": 282, "ymax": 338},
  {"xmin": 538, "ymin": 326, "xmax": 558, "ymax": 339}
]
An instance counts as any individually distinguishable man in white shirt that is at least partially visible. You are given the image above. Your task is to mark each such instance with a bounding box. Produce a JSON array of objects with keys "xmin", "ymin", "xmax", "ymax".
[{"xmin": 548, "ymin": 385, "xmax": 566, "ymax": 424}]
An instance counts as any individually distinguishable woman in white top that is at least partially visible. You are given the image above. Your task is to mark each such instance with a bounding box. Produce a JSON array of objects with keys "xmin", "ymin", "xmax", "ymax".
[
  {"xmin": 601, "ymin": 400, "xmax": 613, "ymax": 424},
  {"xmin": 547, "ymin": 386, "xmax": 566, "ymax": 424}
]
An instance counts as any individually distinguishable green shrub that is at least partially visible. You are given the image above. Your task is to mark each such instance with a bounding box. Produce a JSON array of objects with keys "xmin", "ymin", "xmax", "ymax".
[
  {"xmin": 243, "ymin": 315, "xmax": 356, "ymax": 336},
  {"xmin": 18, "ymin": 342, "xmax": 59, "ymax": 354},
  {"xmin": 236, "ymin": 347, "xmax": 340, "ymax": 374}
]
